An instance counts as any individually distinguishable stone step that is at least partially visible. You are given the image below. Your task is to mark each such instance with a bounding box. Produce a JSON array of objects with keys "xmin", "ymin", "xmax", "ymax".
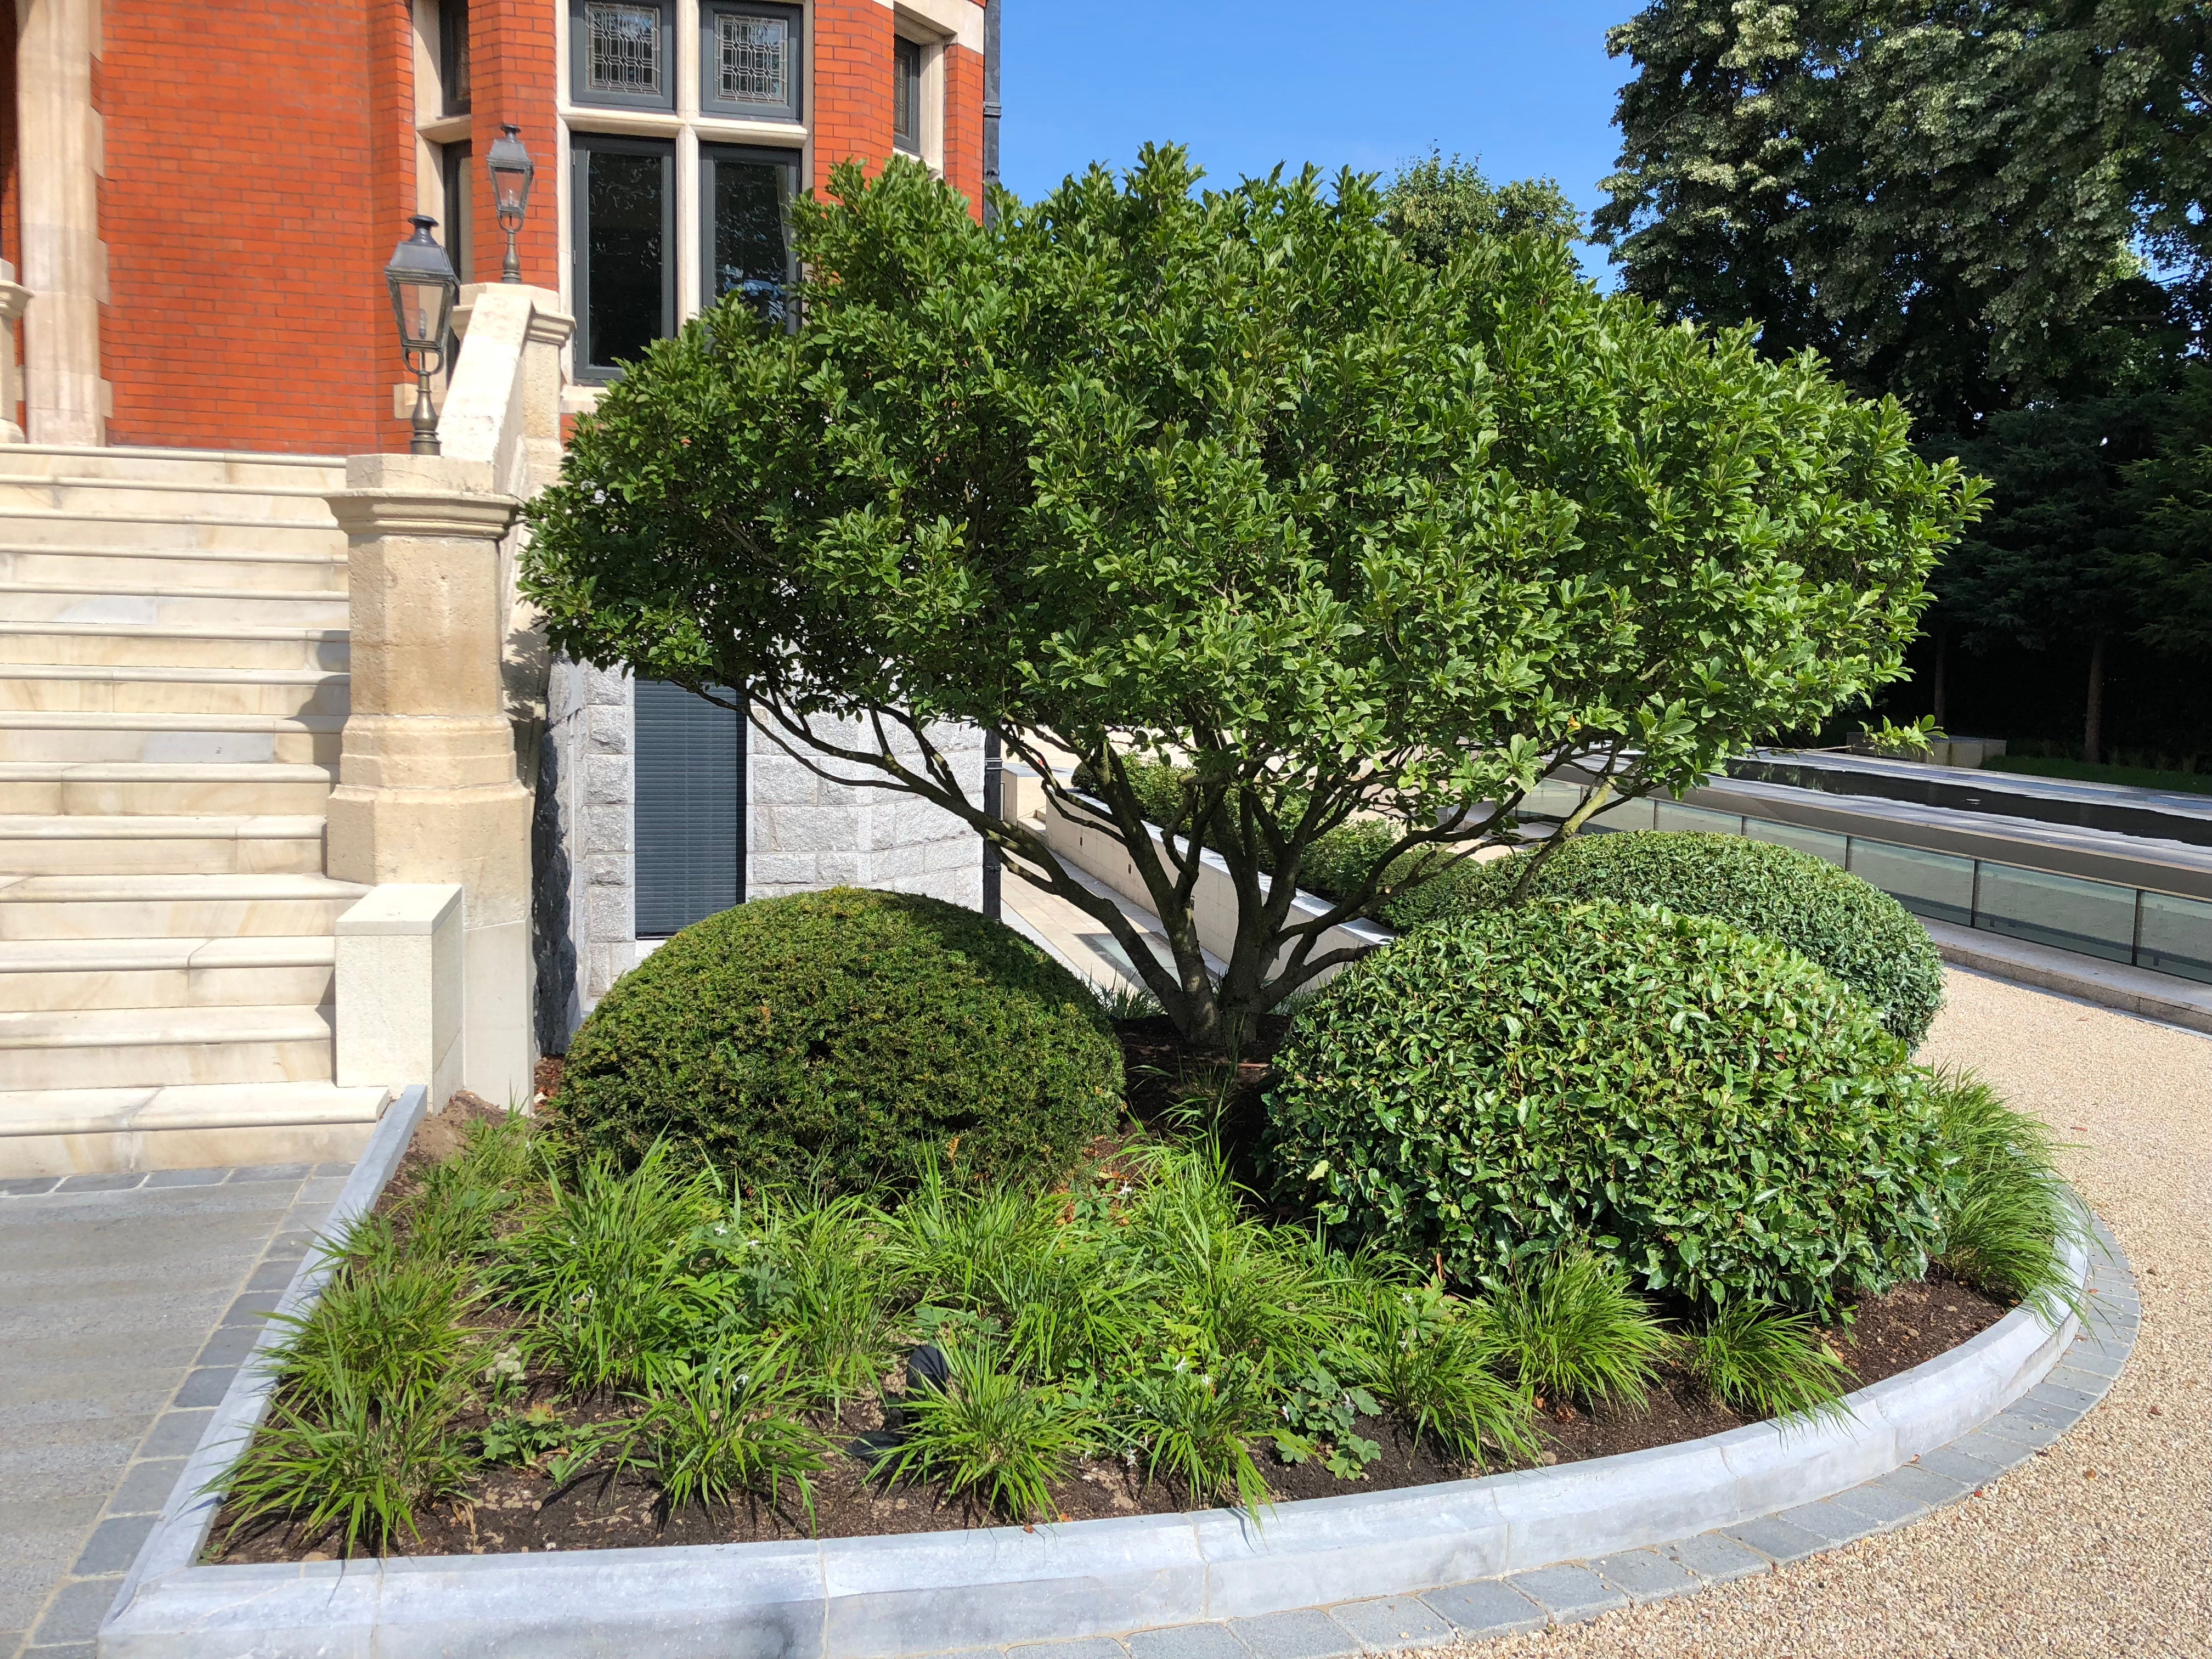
[
  {"xmin": 0, "ymin": 443, "xmax": 346, "ymax": 490},
  {"xmin": 0, "ymin": 508, "xmax": 347, "ymax": 554},
  {"xmin": 0, "ymin": 1079, "xmax": 387, "ymax": 1176},
  {"xmin": 0, "ymin": 620, "xmax": 348, "ymax": 672},
  {"xmin": 0, "ymin": 1001, "xmax": 335, "ymax": 1088},
  {"xmin": 0, "ymin": 662, "xmax": 348, "ymax": 718},
  {"xmin": 0, "ymin": 934, "xmax": 336, "ymax": 1011},
  {"xmin": 0, "ymin": 814, "xmax": 326, "ymax": 875},
  {"xmin": 0, "ymin": 761, "xmax": 335, "ymax": 815},
  {"xmin": 0, "ymin": 543, "xmax": 347, "ymax": 595},
  {"xmin": 0, "ymin": 476, "xmax": 343, "ymax": 524},
  {"xmin": 0, "ymin": 873, "xmax": 368, "ymax": 940},
  {"xmin": 0, "ymin": 711, "xmax": 343, "ymax": 765},
  {"xmin": 0, "ymin": 581, "xmax": 351, "ymax": 629}
]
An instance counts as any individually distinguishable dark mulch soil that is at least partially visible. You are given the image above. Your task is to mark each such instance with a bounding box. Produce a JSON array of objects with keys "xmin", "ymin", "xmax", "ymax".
[{"xmin": 212, "ymin": 1022, "xmax": 2012, "ymax": 1563}]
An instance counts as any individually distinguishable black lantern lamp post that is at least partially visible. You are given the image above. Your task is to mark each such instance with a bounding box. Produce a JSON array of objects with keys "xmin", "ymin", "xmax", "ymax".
[
  {"xmin": 488, "ymin": 123, "xmax": 535, "ymax": 283},
  {"xmin": 384, "ymin": 215, "xmax": 460, "ymax": 455}
]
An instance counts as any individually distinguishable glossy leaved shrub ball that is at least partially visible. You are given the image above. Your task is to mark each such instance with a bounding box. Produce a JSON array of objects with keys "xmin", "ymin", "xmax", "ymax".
[
  {"xmin": 1265, "ymin": 900, "xmax": 1950, "ymax": 1314},
  {"xmin": 556, "ymin": 887, "xmax": 1124, "ymax": 1193}
]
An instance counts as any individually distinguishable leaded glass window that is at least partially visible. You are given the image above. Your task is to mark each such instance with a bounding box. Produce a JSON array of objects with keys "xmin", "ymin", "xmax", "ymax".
[
  {"xmin": 892, "ymin": 36, "xmax": 922, "ymax": 155},
  {"xmin": 586, "ymin": 2, "xmax": 662, "ymax": 98},
  {"xmin": 719, "ymin": 14, "xmax": 787, "ymax": 107}
]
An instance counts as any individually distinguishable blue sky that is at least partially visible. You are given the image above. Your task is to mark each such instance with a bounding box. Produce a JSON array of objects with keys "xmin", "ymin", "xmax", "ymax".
[{"xmin": 1000, "ymin": 2, "xmax": 1643, "ymax": 272}]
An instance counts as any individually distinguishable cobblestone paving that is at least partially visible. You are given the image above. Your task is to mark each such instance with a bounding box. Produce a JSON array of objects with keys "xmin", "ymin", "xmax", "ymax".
[{"xmin": 0, "ymin": 1164, "xmax": 351, "ymax": 1659}]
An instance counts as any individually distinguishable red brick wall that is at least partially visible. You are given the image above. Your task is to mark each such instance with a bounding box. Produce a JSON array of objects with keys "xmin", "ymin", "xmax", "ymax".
[
  {"xmin": 98, "ymin": 0, "xmax": 414, "ymax": 455},
  {"xmin": 471, "ymin": 0, "xmax": 558, "ymax": 288},
  {"xmin": 943, "ymin": 38, "xmax": 984, "ymax": 221},
  {"xmin": 811, "ymin": 0, "xmax": 896, "ymax": 196}
]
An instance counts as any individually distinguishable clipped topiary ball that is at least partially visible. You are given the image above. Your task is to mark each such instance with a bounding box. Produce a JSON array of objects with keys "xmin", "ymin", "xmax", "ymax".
[
  {"xmin": 1440, "ymin": 831, "xmax": 1944, "ymax": 1047},
  {"xmin": 556, "ymin": 887, "xmax": 1123, "ymax": 1193},
  {"xmin": 1265, "ymin": 900, "xmax": 1950, "ymax": 1315}
]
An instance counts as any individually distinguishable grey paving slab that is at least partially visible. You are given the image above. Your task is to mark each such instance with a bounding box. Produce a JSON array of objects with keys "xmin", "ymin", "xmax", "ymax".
[
  {"xmin": 1876, "ymin": 1461, "xmax": 1973, "ymax": 1505},
  {"xmin": 1661, "ymin": 1531, "xmax": 1771, "ymax": 1584},
  {"xmin": 1590, "ymin": 1549, "xmax": 1699, "ymax": 1602},
  {"xmin": 245, "ymin": 1257, "xmax": 304, "ymax": 1293},
  {"xmin": 22, "ymin": 1644, "xmax": 94, "ymax": 1659},
  {"xmin": 1977, "ymin": 1414, "xmax": 2063, "ymax": 1450},
  {"xmin": 229, "ymin": 1164, "xmax": 313, "ymax": 1183},
  {"xmin": 1007, "ymin": 1641, "xmax": 1128, "ymax": 1659},
  {"xmin": 140, "ymin": 1169, "xmax": 227, "ymax": 1189},
  {"xmin": 1824, "ymin": 1482, "xmax": 1927, "ymax": 1530},
  {"xmin": 218, "ymin": 1290, "xmax": 283, "ymax": 1328},
  {"xmin": 51, "ymin": 1175, "xmax": 142, "ymax": 1194},
  {"xmin": 312, "ymin": 1161, "xmax": 354, "ymax": 1177},
  {"xmin": 139, "ymin": 1410, "xmax": 215, "ymax": 1459},
  {"xmin": 1506, "ymin": 1564, "xmax": 1627, "ymax": 1623},
  {"xmin": 1419, "ymin": 1579, "xmax": 1546, "ymax": 1638},
  {"xmin": 194, "ymin": 1324, "xmax": 264, "ymax": 1367},
  {"xmin": 172, "ymin": 1367, "xmax": 240, "ymax": 1409},
  {"xmin": 1124, "ymin": 1623, "xmax": 1249, "ymax": 1659},
  {"xmin": 1323, "ymin": 1594, "xmax": 1456, "ymax": 1650},
  {"xmin": 26, "ymin": 1577, "xmax": 119, "ymax": 1645},
  {"xmin": 1774, "ymin": 1500, "xmax": 1878, "ymax": 1545},
  {"xmin": 1722, "ymin": 1515, "xmax": 1829, "ymax": 1564},
  {"xmin": 72, "ymin": 1514, "xmax": 159, "ymax": 1577},
  {"xmin": 106, "ymin": 1459, "xmax": 187, "ymax": 1517},
  {"xmin": 0, "ymin": 1178, "xmax": 58, "ymax": 1196},
  {"xmin": 1227, "ymin": 1609, "xmax": 1358, "ymax": 1659}
]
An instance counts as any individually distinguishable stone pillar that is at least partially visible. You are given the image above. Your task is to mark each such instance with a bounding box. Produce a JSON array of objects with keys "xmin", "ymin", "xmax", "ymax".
[
  {"xmin": 326, "ymin": 456, "xmax": 535, "ymax": 1105},
  {"xmin": 0, "ymin": 262, "xmax": 27, "ymax": 443},
  {"xmin": 15, "ymin": 0, "xmax": 105, "ymax": 445}
]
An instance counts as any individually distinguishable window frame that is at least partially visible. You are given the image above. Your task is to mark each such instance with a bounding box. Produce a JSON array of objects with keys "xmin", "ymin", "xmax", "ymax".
[
  {"xmin": 439, "ymin": 140, "xmax": 475, "ymax": 287},
  {"xmin": 569, "ymin": 133, "xmax": 678, "ymax": 383},
  {"xmin": 698, "ymin": 143, "xmax": 802, "ymax": 329},
  {"xmin": 891, "ymin": 34, "xmax": 923, "ymax": 156},
  {"xmin": 568, "ymin": 0, "xmax": 677, "ymax": 112},
  {"xmin": 698, "ymin": 1, "xmax": 804, "ymax": 123}
]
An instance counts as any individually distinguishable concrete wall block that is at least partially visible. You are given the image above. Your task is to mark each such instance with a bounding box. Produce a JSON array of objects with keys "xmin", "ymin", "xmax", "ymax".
[
  {"xmin": 748, "ymin": 853, "xmax": 817, "ymax": 887},
  {"xmin": 584, "ymin": 703, "xmax": 634, "ymax": 754},
  {"xmin": 583, "ymin": 802, "xmax": 633, "ymax": 855}
]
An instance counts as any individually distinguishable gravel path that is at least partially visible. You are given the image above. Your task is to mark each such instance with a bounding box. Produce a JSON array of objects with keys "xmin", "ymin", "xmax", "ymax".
[{"xmin": 1443, "ymin": 967, "xmax": 2212, "ymax": 1659}]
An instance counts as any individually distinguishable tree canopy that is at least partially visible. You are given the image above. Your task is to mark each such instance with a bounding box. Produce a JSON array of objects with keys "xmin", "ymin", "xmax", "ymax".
[
  {"xmin": 1378, "ymin": 149, "xmax": 1582, "ymax": 267},
  {"xmin": 1596, "ymin": 1, "xmax": 2209, "ymax": 436},
  {"xmin": 523, "ymin": 147, "xmax": 1979, "ymax": 1051}
]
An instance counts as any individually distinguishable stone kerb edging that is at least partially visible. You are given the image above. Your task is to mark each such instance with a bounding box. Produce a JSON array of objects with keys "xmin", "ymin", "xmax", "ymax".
[{"xmin": 101, "ymin": 1089, "xmax": 2097, "ymax": 1659}]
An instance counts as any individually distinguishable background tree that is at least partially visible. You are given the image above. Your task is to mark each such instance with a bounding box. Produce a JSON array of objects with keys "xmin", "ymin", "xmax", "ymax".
[
  {"xmin": 523, "ymin": 149, "xmax": 1978, "ymax": 1053},
  {"xmin": 1595, "ymin": 1, "xmax": 2208, "ymax": 437},
  {"xmin": 2124, "ymin": 364, "xmax": 2212, "ymax": 656},
  {"xmin": 1378, "ymin": 149, "xmax": 1582, "ymax": 267}
]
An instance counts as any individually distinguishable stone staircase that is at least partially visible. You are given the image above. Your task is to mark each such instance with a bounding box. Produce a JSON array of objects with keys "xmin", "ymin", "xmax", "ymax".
[{"xmin": 0, "ymin": 444, "xmax": 390, "ymax": 1174}]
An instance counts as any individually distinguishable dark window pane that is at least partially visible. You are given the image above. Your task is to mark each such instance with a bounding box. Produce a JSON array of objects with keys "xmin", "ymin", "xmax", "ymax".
[
  {"xmin": 712, "ymin": 156, "xmax": 791, "ymax": 324},
  {"xmin": 893, "ymin": 36, "xmax": 921, "ymax": 154},
  {"xmin": 586, "ymin": 150, "xmax": 665, "ymax": 369},
  {"xmin": 634, "ymin": 681, "xmax": 744, "ymax": 935},
  {"xmin": 443, "ymin": 0, "xmax": 472, "ymax": 114},
  {"xmin": 441, "ymin": 143, "xmax": 473, "ymax": 286}
]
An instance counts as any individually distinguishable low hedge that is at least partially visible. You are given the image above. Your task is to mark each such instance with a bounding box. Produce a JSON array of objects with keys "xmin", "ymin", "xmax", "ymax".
[
  {"xmin": 555, "ymin": 888, "xmax": 1124, "ymax": 1193},
  {"xmin": 1264, "ymin": 900, "xmax": 1951, "ymax": 1314},
  {"xmin": 1440, "ymin": 832, "xmax": 1944, "ymax": 1047}
]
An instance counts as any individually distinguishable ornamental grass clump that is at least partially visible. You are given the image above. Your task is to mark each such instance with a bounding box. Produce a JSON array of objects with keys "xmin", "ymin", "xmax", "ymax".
[
  {"xmin": 1264, "ymin": 900, "xmax": 1954, "ymax": 1317},
  {"xmin": 555, "ymin": 888, "xmax": 1124, "ymax": 1194},
  {"xmin": 1443, "ymin": 832, "xmax": 1945, "ymax": 1047},
  {"xmin": 1925, "ymin": 1066, "xmax": 2090, "ymax": 1317}
]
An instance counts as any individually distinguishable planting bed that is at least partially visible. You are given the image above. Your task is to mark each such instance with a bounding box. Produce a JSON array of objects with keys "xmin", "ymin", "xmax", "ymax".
[{"xmin": 205, "ymin": 1020, "xmax": 2013, "ymax": 1566}]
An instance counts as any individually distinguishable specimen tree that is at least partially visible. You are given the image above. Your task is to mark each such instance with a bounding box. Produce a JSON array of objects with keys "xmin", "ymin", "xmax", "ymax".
[{"xmin": 523, "ymin": 148, "xmax": 1979, "ymax": 1053}]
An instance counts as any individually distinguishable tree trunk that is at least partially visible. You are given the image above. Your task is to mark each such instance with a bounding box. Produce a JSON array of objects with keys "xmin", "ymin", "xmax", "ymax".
[
  {"xmin": 1930, "ymin": 628, "xmax": 1949, "ymax": 730},
  {"xmin": 2083, "ymin": 632, "xmax": 2108, "ymax": 766}
]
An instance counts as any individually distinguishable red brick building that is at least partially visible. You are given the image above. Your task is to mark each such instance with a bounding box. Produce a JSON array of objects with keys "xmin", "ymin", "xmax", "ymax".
[{"xmin": 0, "ymin": 0, "xmax": 997, "ymax": 454}]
